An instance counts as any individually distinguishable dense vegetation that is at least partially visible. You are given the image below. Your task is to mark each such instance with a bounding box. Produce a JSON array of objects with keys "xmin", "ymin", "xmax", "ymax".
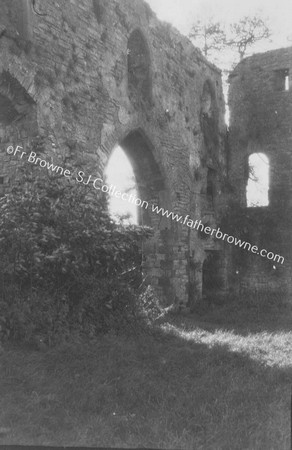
[{"xmin": 0, "ymin": 142, "xmax": 153, "ymax": 346}]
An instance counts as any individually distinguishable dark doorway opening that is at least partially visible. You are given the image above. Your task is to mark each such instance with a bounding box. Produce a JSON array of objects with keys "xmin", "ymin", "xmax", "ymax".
[{"xmin": 202, "ymin": 251, "xmax": 225, "ymax": 301}]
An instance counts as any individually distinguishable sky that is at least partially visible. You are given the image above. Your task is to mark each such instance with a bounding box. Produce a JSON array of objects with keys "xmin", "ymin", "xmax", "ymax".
[
  {"xmin": 105, "ymin": 147, "xmax": 138, "ymax": 224},
  {"xmin": 145, "ymin": 0, "xmax": 292, "ymax": 53}
]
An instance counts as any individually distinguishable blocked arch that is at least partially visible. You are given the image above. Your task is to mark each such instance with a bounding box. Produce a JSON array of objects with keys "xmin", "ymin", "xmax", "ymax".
[
  {"xmin": 127, "ymin": 29, "xmax": 152, "ymax": 107},
  {"xmin": 200, "ymin": 79, "xmax": 219, "ymax": 147}
]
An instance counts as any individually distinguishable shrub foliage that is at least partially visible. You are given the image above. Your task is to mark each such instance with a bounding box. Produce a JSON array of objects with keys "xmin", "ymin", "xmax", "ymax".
[{"xmin": 0, "ymin": 147, "xmax": 152, "ymax": 345}]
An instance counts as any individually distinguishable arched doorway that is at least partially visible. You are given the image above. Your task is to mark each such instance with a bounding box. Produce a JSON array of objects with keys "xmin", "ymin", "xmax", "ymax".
[{"xmin": 104, "ymin": 129, "xmax": 174, "ymax": 304}]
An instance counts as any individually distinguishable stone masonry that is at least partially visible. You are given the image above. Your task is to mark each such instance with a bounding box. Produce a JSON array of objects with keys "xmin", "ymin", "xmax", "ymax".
[
  {"xmin": 228, "ymin": 47, "xmax": 292, "ymax": 299},
  {"xmin": 0, "ymin": 0, "xmax": 228, "ymax": 307},
  {"xmin": 1, "ymin": 0, "xmax": 291, "ymax": 307}
]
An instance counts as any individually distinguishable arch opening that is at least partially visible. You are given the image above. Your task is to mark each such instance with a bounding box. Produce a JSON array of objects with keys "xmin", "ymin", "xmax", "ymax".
[
  {"xmin": 104, "ymin": 130, "xmax": 166, "ymax": 227},
  {"xmin": 118, "ymin": 130, "xmax": 165, "ymax": 227},
  {"xmin": 104, "ymin": 146, "xmax": 138, "ymax": 224},
  {"xmin": 104, "ymin": 130, "xmax": 174, "ymax": 304},
  {"xmin": 246, "ymin": 153, "xmax": 269, "ymax": 207}
]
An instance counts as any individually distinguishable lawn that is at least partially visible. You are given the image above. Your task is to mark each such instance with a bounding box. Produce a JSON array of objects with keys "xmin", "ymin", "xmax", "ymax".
[{"xmin": 0, "ymin": 300, "xmax": 291, "ymax": 449}]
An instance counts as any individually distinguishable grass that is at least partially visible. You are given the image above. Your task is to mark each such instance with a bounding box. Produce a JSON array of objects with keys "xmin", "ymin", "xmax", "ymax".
[{"xmin": 0, "ymin": 300, "xmax": 291, "ymax": 449}]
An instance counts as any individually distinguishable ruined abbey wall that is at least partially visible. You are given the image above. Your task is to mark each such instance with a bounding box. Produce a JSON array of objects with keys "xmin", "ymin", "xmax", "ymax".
[
  {"xmin": 0, "ymin": 0, "xmax": 228, "ymax": 307},
  {"xmin": 228, "ymin": 47, "xmax": 292, "ymax": 298}
]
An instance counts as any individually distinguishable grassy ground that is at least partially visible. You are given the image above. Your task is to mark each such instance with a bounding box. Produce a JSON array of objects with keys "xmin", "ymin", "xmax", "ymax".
[{"xmin": 0, "ymin": 300, "xmax": 291, "ymax": 449}]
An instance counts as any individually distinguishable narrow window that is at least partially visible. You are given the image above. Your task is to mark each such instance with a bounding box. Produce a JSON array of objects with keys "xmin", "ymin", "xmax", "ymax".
[
  {"xmin": 246, "ymin": 153, "xmax": 269, "ymax": 207},
  {"xmin": 285, "ymin": 73, "xmax": 289, "ymax": 91},
  {"xmin": 274, "ymin": 69, "xmax": 289, "ymax": 91}
]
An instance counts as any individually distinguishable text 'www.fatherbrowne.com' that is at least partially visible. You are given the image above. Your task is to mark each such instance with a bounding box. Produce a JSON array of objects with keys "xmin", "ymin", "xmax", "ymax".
[
  {"xmin": 150, "ymin": 204, "xmax": 284, "ymax": 265},
  {"xmin": 6, "ymin": 145, "xmax": 285, "ymax": 265}
]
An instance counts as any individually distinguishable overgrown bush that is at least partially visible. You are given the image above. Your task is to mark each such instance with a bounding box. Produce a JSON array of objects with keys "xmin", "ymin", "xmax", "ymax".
[{"xmin": 0, "ymin": 143, "xmax": 153, "ymax": 345}]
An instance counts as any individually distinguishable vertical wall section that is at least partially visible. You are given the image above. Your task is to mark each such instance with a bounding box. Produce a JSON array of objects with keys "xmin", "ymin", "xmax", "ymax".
[
  {"xmin": 0, "ymin": 0, "xmax": 228, "ymax": 307},
  {"xmin": 228, "ymin": 47, "xmax": 292, "ymax": 298}
]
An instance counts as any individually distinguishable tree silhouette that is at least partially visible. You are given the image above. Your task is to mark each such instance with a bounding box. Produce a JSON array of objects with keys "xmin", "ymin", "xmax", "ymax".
[
  {"xmin": 189, "ymin": 19, "xmax": 225, "ymax": 57},
  {"xmin": 189, "ymin": 14, "xmax": 271, "ymax": 62},
  {"xmin": 225, "ymin": 15, "xmax": 271, "ymax": 60}
]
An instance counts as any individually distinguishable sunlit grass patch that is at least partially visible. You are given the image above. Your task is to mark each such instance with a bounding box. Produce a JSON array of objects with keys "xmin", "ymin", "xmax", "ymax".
[
  {"xmin": 162, "ymin": 323, "xmax": 292, "ymax": 368},
  {"xmin": 0, "ymin": 309, "xmax": 291, "ymax": 449}
]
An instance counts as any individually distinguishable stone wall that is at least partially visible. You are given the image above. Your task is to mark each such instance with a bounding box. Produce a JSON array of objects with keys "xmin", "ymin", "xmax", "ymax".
[
  {"xmin": 0, "ymin": 0, "xmax": 228, "ymax": 307},
  {"xmin": 228, "ymin": 47, "xmax": 292, "ymax": 298}
]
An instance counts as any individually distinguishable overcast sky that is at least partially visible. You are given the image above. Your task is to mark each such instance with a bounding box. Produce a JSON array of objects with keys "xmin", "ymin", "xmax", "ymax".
[{"xmin": 145, "ymin": 0, "xmax": 292, "ymax": 53}]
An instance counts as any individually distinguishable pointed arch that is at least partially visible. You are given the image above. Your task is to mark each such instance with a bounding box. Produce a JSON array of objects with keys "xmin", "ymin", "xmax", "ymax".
[{"xmin": 102, "ymin": 128, "xmax": 174, "ymax": 304}]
